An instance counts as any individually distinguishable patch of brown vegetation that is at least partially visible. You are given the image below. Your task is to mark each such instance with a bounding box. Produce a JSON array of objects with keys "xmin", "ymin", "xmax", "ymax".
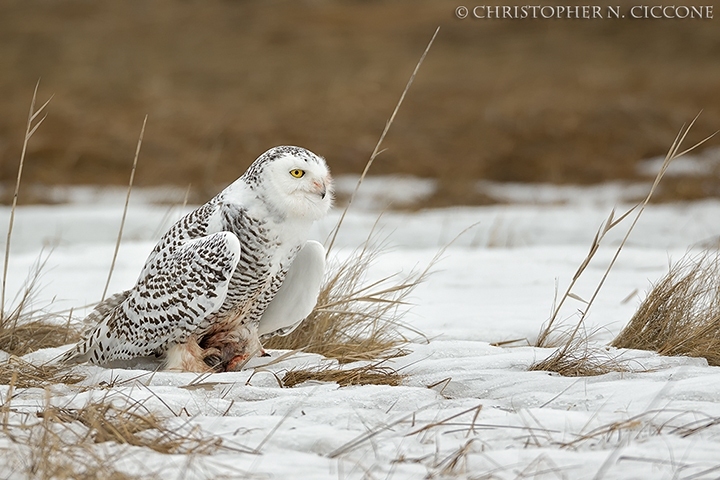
[
  {"xmin": 529, "ymin": 337, "xmax": 630, "ymax": 377},
  {"xmin": 1, "ymin": 1, "xmax": 719, "ymax": 204},
  {"xmin": 38, "ymin": 401, "xmax": 221, "ymax": 454},
  {"xmin": 612, "ymin": 251, "xmax": 720, "ymax": 366},
  {"xmin": 13, "ymin": 395, "xmax": 229, "ymax": 480},
  {"xmin": 282, "ymin": 362, "xmax": 403, "ymax": 388},
  {"xmin": 0, "ymin": 357, "xmax": 83, "ymax": 389}
]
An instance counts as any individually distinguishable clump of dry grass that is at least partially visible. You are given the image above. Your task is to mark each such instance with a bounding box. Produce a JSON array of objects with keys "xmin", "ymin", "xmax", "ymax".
[
  {"xmin": 0, "ymin": 356, "xmax": 83, "ymax": 389},
  {"xmin": 532, "ymin": 115, "xmax": 714, "ymax": 376},
  {"xmin": 612, "ymin": 251, "xmax": 720, "ymax": 365},
  {"xmin": 0, "ymin": 314, "xmax": 79, "ymax": 357},
  {"xmin": 9, "ymin": 394, "xmax": 231, "ymax": 479},
  {"xmin": 0, "ymin": 391, "xmax": 242, "ymax": 480},
  {"xmin": 18, "ymin": 439, "xmax": 140, "ymax": 480},
  {"xmin": 529, "ymin": 334, "xmax": 629, "ymax": 377},
  {"xmin": 281, "ymin": 361, "xmax": 403, "ymax": 388},
  {"xmin": 38, "ymin": 401, "xmax": 221, "ymax": 454},
  {"xmin": 264, "ymin": 241, "xmax": 428, "ymax": 363}
]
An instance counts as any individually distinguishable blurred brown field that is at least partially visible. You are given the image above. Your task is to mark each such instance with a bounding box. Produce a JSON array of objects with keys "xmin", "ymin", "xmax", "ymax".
[{"xmin": 1, "ymin": 0, "xmax": 719, "ymax": 204}]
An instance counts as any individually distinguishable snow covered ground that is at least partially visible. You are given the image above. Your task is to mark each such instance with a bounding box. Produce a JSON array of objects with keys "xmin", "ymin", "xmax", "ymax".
[{"xmin": 3, "ymin": 180, "xmax": 720, "ymax": 479}]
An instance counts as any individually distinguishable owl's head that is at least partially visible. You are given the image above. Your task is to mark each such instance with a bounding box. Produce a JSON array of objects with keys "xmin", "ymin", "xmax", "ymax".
[{"xmin": 244, "ymin": 146, "xmax": 333, "ymax": 220}]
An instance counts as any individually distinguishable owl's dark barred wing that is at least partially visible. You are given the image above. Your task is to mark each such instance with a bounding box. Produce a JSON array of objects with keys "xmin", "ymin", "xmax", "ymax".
[{"xmin": 62, "ymin": 232, "xmax": 241, "ymax": 365}]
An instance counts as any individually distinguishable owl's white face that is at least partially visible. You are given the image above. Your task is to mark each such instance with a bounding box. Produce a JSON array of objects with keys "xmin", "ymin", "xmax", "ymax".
[{"xmin": 255, "ymin": 147, "xmax": 333, "ymax": 220}]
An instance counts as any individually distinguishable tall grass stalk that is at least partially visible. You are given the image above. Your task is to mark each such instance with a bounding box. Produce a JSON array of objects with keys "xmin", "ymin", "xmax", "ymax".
[
  {"xmin": 2, "ymin": 81, "xmax": 52, "ymax": 319},
  {"xmin": 326, "ymin": 26, "xmax": 439, "ymax": 254},
  {"xmin": 101, "ymin": 115, "xmax": 147, "ymax": 301}
]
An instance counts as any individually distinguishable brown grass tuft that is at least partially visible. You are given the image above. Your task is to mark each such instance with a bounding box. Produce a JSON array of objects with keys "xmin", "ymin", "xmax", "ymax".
[
  {"xmin": 38, "ymin": 400, "xmax": 221, "ymax": 454},
  {"xmin": 529, "ymin": 335, "xmax": 630, "ymax": 377},
  {"xmin": 612, "ymin": 251, "xmax": 720, "ymax": 366},
  {"xmin": 0, "ymin": 356, "xmax": 83, "ymax": 389},
  {"xmin": 281, "ymin": 361, "xmax": 403, "ymax": 388},
  {"xmin": 0, "ymin": 317, "xmax": 79, "ymax": 357},
  {"xmin": 264, "ymin": 241, "xmax": 428, "ymax": 363},
  {"xmin": 6, "ymin": 393, "xmax": 236, "ymax": 479}
]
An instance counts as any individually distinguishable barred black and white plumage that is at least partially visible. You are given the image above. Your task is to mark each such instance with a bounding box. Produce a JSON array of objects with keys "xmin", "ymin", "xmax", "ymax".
[{"xmin": 62, "ymin": 146, "xmax": 333, "ymax": 372}]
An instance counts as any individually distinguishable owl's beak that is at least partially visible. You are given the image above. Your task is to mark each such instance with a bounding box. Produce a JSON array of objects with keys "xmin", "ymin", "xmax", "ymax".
[{"xmin": 313, "ymin": 179, "xmax": 328, "ymax": 199}]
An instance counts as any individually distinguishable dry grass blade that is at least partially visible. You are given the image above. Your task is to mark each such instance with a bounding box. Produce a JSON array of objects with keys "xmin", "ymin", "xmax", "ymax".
[
  {"xmin": 326, "ymin": 26, "xmax": 439, "ymax": 254},
  {"xmin": 433, "ymin": 439, "xmax": 478, "ymax": 477},
  {"xmin": 101, "ymin": 114, "xmax": 147, "ymax": 301},
  {"xmin": 272, "ymin": 28, "xmax": 442, "ymax": 363},
  {"xmin": 563, "ymin": 115, "xmax": 713, "ymax": 340},
  {"xmin": 264, "ymin": 239, "xmax": 430, "ymax": 363},
  {"xmin": 535, "ymin": 208, "xmax": 631, "ymax": 347},
  {"xmin": 560, "ymin": 408, "xmax": 720, "ymax": 451},
  {"xmin": 328, "ymin": 402, "xmax": 439, "ymax": 459},
  {"xmin": 0, "ymin": 84, "xmax": 81, "ymax": 356},
  {"xmin": 281, "ymin": 361, "xmax": 403, "ymax": 388},
  {"xmin": 406, "ymin": 404, "xmax": 483, "ymax": 437},
  {"xmin": 612, "ymin": 250, "xmax": 720, "ymax": 366}
]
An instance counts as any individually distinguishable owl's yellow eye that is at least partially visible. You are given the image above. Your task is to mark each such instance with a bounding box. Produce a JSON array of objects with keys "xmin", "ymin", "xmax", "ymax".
[{"xmin": 290, "ymin": 169, "xmax": 305, "ymax": 178}]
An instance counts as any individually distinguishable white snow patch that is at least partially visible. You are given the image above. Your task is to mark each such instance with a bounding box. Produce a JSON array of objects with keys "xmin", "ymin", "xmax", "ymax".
[
  {"xmin": 478, "ymin": 180, "xmax": 649, "ymax": 205},
  {"xmin": 333, "ymin": 174, "xmax": 437, "ymax": 209},
  {"xmin": 1, "ymin": 181, "xmax": 720, "ymax": 478}
]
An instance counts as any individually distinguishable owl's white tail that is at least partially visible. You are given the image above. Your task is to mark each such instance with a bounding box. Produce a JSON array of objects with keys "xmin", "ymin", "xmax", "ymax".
[{"xmin": 61, "ymin": 290, "xmax": 130, "ymax": 364}]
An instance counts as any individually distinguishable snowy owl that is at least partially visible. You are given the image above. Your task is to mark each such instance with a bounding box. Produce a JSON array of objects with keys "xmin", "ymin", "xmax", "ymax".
[{"xmin": 62, "ymin": 146, "xmax": 333, "ymax": 372}]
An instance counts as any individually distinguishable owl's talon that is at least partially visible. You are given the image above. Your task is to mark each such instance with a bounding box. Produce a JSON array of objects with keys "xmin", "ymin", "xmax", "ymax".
[{"xmin": 203, "ymin": 354, "xmax": 223, "ymax": 370}]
